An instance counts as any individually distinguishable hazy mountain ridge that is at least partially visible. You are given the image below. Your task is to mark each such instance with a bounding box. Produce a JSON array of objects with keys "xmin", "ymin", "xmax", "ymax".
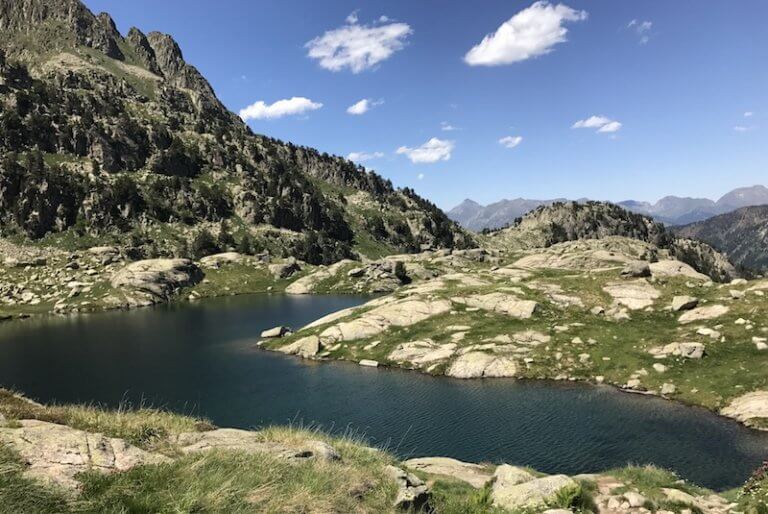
[
  {"xmin": 450, "ymin": 185, "xmax": 768, "ymax": 231},
  {"xmin": 675, "ymin": 205, "xmax": 768, "ymax": 273},
  {"xmin": 0, "ymin": 0, "xmax": 472, "ymax": 263}
]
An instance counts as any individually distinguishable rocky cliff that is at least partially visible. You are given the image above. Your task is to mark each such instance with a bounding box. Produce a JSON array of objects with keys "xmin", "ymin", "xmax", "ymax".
[{"xmin": 0, "ymin": 0, "xmax": 472, "ymax": 264}]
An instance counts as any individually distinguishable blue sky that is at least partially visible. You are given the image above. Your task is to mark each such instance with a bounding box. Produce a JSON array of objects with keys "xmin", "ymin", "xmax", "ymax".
[{"xmin": 84, "ymin": 0, "xmax": 766, "ymax": 209}]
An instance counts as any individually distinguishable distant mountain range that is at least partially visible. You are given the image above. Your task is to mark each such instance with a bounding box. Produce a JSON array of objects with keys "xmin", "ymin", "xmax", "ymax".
[
  {"xmin": 675, "ymin": 205, "xmax": 768, "ymax": 273},
  {"xmin": 449, "ymin": 185, "xmax": 768, "ymax": 231}
]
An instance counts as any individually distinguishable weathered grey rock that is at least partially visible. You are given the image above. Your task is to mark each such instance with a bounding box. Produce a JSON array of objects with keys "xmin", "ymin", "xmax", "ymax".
[
  {"xmin": 388, "ymin": 340, "xmax": 457, "ymax": 366},
  {"xmin": 492, "ymin": 465, "xmax": 577, "ymax": 511},
  {"xmin": 603, "ymin": 280, "xmax": 660, "ymax": 310},
  {"xmin": 671, "ymin": 295, "xmax": 699, "ymax": 312},
  {"xmin": 678, "ymin": 304, "xmax": 729, "ymax": 324},
  {"xmin": 384, "ymin": 465, "xmax": 431, "ymax": 510},
  {"xmin": 111, "ymin": 259, "xmax": 203, "ymax": 300},
  {"xmin": 678, "ymin": 342, "xmax": 705, "ymax": 359},
  {"xmin": 260, "ymin": 326, "xmax": 291, "ymax": 338},
  {"xmin": 0, "ymin": 420, "xmax": 169, "ymax": 490},
  {"xmin": 446, "ymin": 352, "xmax": 517, "ymax": 379},
  {"xmin": 199, "ymin": 252, "xmax": 245, "ymax": 268},
  {"xmin": 721, "ymin": 391, "xmax": 768, "ymax": 428},
  {"xmin": 454, "ymin": 293, "xmax": 538, "ymax": 319},
  {"xmin": 269, "ymin": 258, "xmax": 301, "ymax": 279},
  {"xmin": 358, "ymin": 359, "xmax": 379, "ymax": 367},
  {"xmin": 403, "ymin": 457, "xmax": 493, "ymax": 488},
  {"xmin": 176, "ymin": 429, "xmax": 339, "ymax": 462},
  {"xmin": 277, "ymin": 335, "xmax": 321, "ymax": 358},
  {"xmin": 623, "ymin": 491, "xmax": 646, "ymax": 508},
  {"xmin": 621, "ymin": 261, "xmax": 651, "ymax": 278}
]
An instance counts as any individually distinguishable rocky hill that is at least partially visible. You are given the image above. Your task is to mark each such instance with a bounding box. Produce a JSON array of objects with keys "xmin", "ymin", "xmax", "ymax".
[
  {"xmin": 676, "ymin": 205, "xmax": 768, "ymax": 273},
  {"xmin": 482, "ymin": 201, "xmax": 737, "ymax": 282},
  {"xmin": 449, "ymin": 185, "xmax": 768, "ymax": 231},
  {"xmin": 0, "ymin": 0, "xmax": 472, "ymax": 264}
]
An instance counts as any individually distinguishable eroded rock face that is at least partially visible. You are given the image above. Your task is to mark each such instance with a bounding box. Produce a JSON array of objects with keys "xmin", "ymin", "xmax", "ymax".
[
  {"xmin": 384, "ymin": 465, "xmax": 431, "ymax": 511},
  {"xmin": 388, "ymin": 340, "xmax": 457, "ymax": 366},
  {"xmin": 0, "ymin": 420, "xmax": 169, "ymax": 490},
  {"xmin": 404, "ymin": 457, "xmax": 493, "ymax": 488},
  {"xmin": 111, "ymin": 259, "xmax": 203, "ymax": 301},
  {"xmin": 721, "ymin": 391, "xmax": 768, "ymax": 428},
  {"xmin": 446, "ymin": 352, "xmax": 517, "ymax": 379}
]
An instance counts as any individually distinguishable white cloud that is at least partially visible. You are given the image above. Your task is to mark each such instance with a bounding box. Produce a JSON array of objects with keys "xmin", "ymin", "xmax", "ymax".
[
  {"xmin": 347, "ymin": 151, "xmax": 384, "ymax": 162},
  {"xmin": 733, "ymin": 125, "xmax": 751, "ymax": 132},
  {"xmin": 744, "ymin": 111, "xmax": 754, "ymax": 117},
  {"xmin": 379, "ymin": 15, "xmax": 391, "ymax": 23},
  {"xmin": 441, "ymin": 121, "xmax": 459, "ymax": 131},
  {"xmin": 396, "ymin": 138, "xmax": 454, "ymax": 164},
  {"xmin": 628, "ymin": 19, "xmax": 652, "ymax": 44},
  {"xmin": 572, "ymin": 115, "xmax": 622, "ymax": 134},
  {"xmin": 306, "ymin": 15, "xmax": 412, "ymax": 73},
  {"xmin": 418, "ymin": 173, "xmax": 425, "ymax": 180},
  {"xmin": 239, "ymin": 97, "xmax": 323, "ymax": 121},
  {"xmin": 464, "ymin": 1, "xmax": 587, "ymax": 66},
  {"xmin": 499, "ymin": 135, "xmax": 524, "ymax": 148},
  {"xmin": 346, "ymin": 98, "xmax": 384, "ymax": 115}
]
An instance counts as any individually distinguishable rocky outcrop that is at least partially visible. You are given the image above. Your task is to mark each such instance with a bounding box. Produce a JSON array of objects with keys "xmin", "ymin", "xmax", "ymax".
[
  {"xmin": 446, "ymin": 352, "xmax": 517, "ymax": 379},
  {"xmin": 404, "ymin": 457, "xmax": 493, "ymax": 488},
  {"xmin": 453, "ymin": 293, "xmax": 538, "ymax": 319},
  {"xmin": 0, "ymin": 419, "xmax": 169, "ymax": 490},
  {"xmin": 603, "ymin": 280, "xmax": 660, "ymax": 310},
  {"xmin": 721, "ymin": 391, "xmax": 768, "ymax": 428},
  {"xmin": 678, "ymin": 304, "xmax": 729, "ymax": 324},
  {"xmin": 111, "ymin": 258, "xmax": 203, "ymax": 301},
  {"xmin": 491, "ymin": 464, "xmax": 578, "ymax": 511},
  {"xmin": 384, "ymin": 465, "xmax": 431, "ymax": 511}
]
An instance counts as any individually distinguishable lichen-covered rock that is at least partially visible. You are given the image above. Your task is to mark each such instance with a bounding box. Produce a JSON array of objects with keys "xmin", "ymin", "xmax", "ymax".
[
  {"xmin": 446, "ymin": 352, "xmax": 517, "ymax": 379},
  {"xmin": 384, "ymin": 465, "xmax": 431, "ymax": 510},
  {"xmin": 721, "ymin": 391, "xmax": 768, "ymax": 428},
  {"xmin": 678, "ymin": 304, "xmax": 729, "ymax": 324},
  {"xmin": 404, "ymin": 457, "xmax": 493, "ymax": 488},
  {"xmin": 0, "ymin": 420, "xmax": 169, "ymax": 490},
  {"xmin": 491, "ymin": 465, "xmax": 578, "ymax": 510}
]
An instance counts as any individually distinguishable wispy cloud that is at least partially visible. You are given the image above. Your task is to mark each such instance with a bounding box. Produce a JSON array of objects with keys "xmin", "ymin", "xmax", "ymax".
[
  {"xmin": 441, "ymin": 121, "xmax": 460, "ymax": 131},
  {"xmin": 347, "ymin": 151, "xmax": 385, "ymax": 162},
  {"xmin": 464, "ymin": 1, "xmax": 587, "ymax": 66},
  {"xmin": 499, "ymin": 135, "xmax": 524, "ymax": 148},
  {"xmin": 572, "ymin": 115, "xmax": 622, "ymax": 133},
  {"xmin": 418, "ymin": 173, "xmax": 425, "ymax": 180},
  {"xmin": 397, "ymin": 138, "xmax": 454, "ymax": 163},
  {"xmin": 346, "ymin": 98, "xmax": 384, "ymax": 115},
  {"xmin": 744, "ymin": 111, "xmax": 754, "ymax": 118},
  {"xmin": 306, "ymin": 14, "xmax": 412, "ymax": 73},
  {"xmin": 239, "ymin": 97, "xmax": 322, "ymax": 121},
  {"xmin": 627, "ymin": 19, "xmax": 652, "ymax": 44}
]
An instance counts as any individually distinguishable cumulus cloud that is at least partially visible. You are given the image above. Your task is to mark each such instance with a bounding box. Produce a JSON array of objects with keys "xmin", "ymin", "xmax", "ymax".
[
  {"xmin": 306, "ymin": 15, "xmax": 412, "ymax": 73},
  {"xmin": 396, "ymin": 138, "xmax": 454, "ymax": 164},
  {"xmin": 628, "ymin": 19, "xmax": 652, "ymax": 44},
  {"xmin": 464, "ymin": 1, "xmax": 587, "ymax": 66},
  {"xmin": 572, "ymin": 115, "xmax": 622, "ymax": 133},
  {"xmin": 346, "ymin": 98, "xmax": 384, "ymax": 115},
  {"xmin": 440, "ymin": 121, "xmax": 459, "ymax": 131},
  {"xmin": 499, "ymin": 135, "xmax": 524, "ymax": 148},
  {"xmin": 347, "ymin": 151, "xmax": 384, "ymax": 162},
  {"xmin": 239, "ymin": 97, "xmax": 323, "ymax": 121}
]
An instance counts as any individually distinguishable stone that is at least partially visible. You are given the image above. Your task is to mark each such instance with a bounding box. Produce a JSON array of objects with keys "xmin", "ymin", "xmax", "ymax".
[
  {"xmin": 653, "ymin": 363, "xmax": 668, "ymax": 373},
  {"xmin": 492, "ymin": 468, "xmax": 578, "ymax": 511},
  {"xmin": 721, "ymin": 391, "xmax": 768, "ymax": 427},
  {"xmin": 446, "ymin": 352, "xmax": 517, "ymax": 379},
  {"xmin": 176, "ymin": 429, "xmax": 339, "ymax": 462},
  {"xmin": 661, "ymin": 488, "xmax": 696, "ymax": 506},
  {"xmin": 455, "ymin": 293, "xmax": 538, "ymax": 319},
  {"xmin": 260, "ymin": 326, "xmax": 291, "ymax": 338},
  {"xmin": 0, "ymin": 420, "xmax": 169, "ymax": 490},
  {"xmin": 111, "ymin": 259, "xmax": 203, "ymax": 301},
  {"xmin": 384, "ymin": 465, "xmax": 430, "ymax": 511},
  {"xmin": 678, "ymin": 342, "xmax": 705, "ymax": 359},
  {"xmin": 269, "ymin": 258, "xmax": 301, "ymax": 279},
  {"xmin": 319, "ymin": 298, "xmax": 452, "ymax": 343},
  {"xmin": 388, "ymin": 341, "xmax": 457, "ymax": 366},
  {"xmin": 621, "ymin": 261, "xmax": 651, "ymax": 278},
  {"xmin": 624, "ymin": 491, "xmax": 646, "ymax": 508},
  {"xmin": 603, "ymin": 281, "xmax": 660, "ymax": 310},
  {"xmin": 678, "ymin": 305, "xmax": 729, "ymax": 324},
  {"xmin": 199, "ymin": 252, "xmax": 244, "ymax": 268},
  {"xmin": 661, "ymin": 383, "xmax": 677, "ymax": 395},
  {"xmin": 404, "ymin": 457, "xmax": 493, "ymax": 488},
  {"xmin": 649, "ymin": 260, "xmax": 709, "ymax": 280},
  {"xmin": 359, "ymin": 359, "xmax": 379, "ymax": 367},
  {"xmin": 671, "ymin": 295, "xmax": 699, "ymax": 312},
  {"xmin": 277, "ymin": 335, "xmax": 321, "ymax": 358}
]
